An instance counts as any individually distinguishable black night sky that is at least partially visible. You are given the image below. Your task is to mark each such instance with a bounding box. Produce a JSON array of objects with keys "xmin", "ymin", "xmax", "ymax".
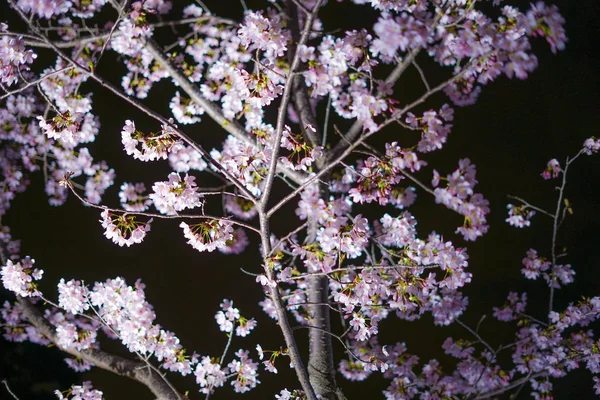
[{"xmin": 1, "ymin": 0, "xmax": 600, "ymax": 399}]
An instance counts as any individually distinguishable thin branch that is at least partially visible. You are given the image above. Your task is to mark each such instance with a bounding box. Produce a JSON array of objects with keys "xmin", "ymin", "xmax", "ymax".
[
  {"xmin": 412, "ymin": 58, "xmax": 430, "ymax": 92},
  {"xmin": 277, "ymin": 263, "xmax": 439, "ymax": 283},
  {"xmin": 506, "ymin": 195, "xmax": 554, "ymax": 218},
  {"xmin": 456, "ymin": 319, "xmax": 495, "ymax": 356},
  {"xmin": 0, "ymin": 67, "xmax": 71, "ymax": 99},
  {"xmin": 64, "ymin": 181, "xmax": 261, "ymax": 234},
  {"xmin": 1, "ymin": 380, "xmax": 20, "ymax": 400},
  {"xmin": 472, "ymin": 372, "xmax": 545, "ymax": 400},
  {"xmin": 548, "ymin": 150, "xmax": 583, "ymax": 316}
]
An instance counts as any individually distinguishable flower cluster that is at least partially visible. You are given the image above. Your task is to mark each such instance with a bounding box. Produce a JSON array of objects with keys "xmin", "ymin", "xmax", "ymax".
[
  {"xmin": 346, "ymin": 142, "xmax": 426, "ymax": 207},
  {"xmin": 215, "ymin": 299, "xmax": 257, "ymax": 337},
  {"xmin": 100, "ymin": 209, "xmax": 152, "ymax": 247},
  {"xmin": 522, "ymin": 248, "xmax": 574, "ymax": 288},
  {"xmin": 404, "ymin": 105, "xmax": 454, "ymax": 153},
  {"xmin": 168, "ymin": 144, "xmax": 209, "ymax": 173},
  {"xmin": 583, "ymin": 137, "xmax": 600, "ymax": 155},
  {"xmin": 54, "ymin": 381, "xmax": 103, "ymax": 400},
  {"xmin": 279, "ymin": 125, "xmax": 323, "ymax": 172},
  {"xmin": 506, "ymin": 204, "xmax": 536, "ymax": 228},
  {"xmin": 224, "ymin": 194, "xmax": 258, "ymax": 220},
  {"xmin": 38, "ymin": 111, "xmax": 91, "ymax": 148},
  {"xmin": 1, "ymin": 257, "xmax": 43, "ymax": 297},
  {"xmin": 432, "ymin": 159, "xmax": 489, "ymax": 241},
  {"xmin": 238, "ymin": 11, "xmax": 289, "ymax": 58},
  {"xmin": 541, "ymin": 158, "xmax": 561, "ymax": 180},
  {"xmin": 150, "ymin": 173, "xmax": 202, "ymax": 215},
  {"xmin": 84, "ymin": 277, "xmax": 195, "ymax": 375},
  {"xmin": 121, "ymin": 120, "xmax": 182, "ymax": 161},
  {"xmin": 493, "ymin": 292, "xmax": 528, "ymax": 322},
  {"xmin": 180, "ymin": 220, "xmax": 234, "ymax": 252},
  {"xmin": 0, "ymin": 27, "xmax": 36, "ymax": 86},
  {"xmin": 118, "ymin": 182, "xmax": 152, "ymax": 212}
]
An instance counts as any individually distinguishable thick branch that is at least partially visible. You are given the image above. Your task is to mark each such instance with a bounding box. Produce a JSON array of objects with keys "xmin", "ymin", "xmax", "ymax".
[
  {"xmin": 259, "ymin": 0, "xmax": 325, "ymax": 207},
  {"xmin": 286, "ymin": 1, "xmax": 321, "ymax": 149},
  {"xmin": 18, "ymin": 297, "xmax": 181, "ymax": 400}
]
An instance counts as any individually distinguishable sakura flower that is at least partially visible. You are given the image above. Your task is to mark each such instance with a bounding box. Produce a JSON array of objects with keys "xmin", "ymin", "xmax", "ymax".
[
  {"xmin": 169, "ymin": 145, "xmax": 208, "ymax": 173},
  {"xmin": 506, "ymin": 204, "xmax": 536, "ymax": 228},
  {"xmin": 238, "ymin": 11, "xmax": 289, "ymax": 58},
  {"xmin": 121, "ymin": 119, "xmax": 182, "ymax": 161},
  {"xmin": 279, "ymin": 125, "xmax": 324, "ymax": 172},
  {"xmin": 195, "ymin": 356, "xmax": 227, "ymax": 394},
  {"xmin": 57, "ymin": 279, "xmax": 89, "ymax": 314},
  {"xmin": 54, "ymin": 381, "xmax": 103, "ymax": 400},
  {"xmin": 38, "ymin": 112, "xmax": 86, "ymax": 148},
  {"xmin": 119, "ymin": 182, "xmax": 152, "ymax": 212},
  {"xmin": 170, "ymin": 91, "xmax": 204, "ymax": 125},
  {"xmin": 235, "ymin": 317, "xmax": 257, "ymax": 337},
  {"xmin": 150, "ymin": 173, "xmax": 202, "ymax": 215},
  {"xmin": 100, "ymin": 209, "xmax": 152, "ymax": 247},
  {"xmin": 582, "ymin": 137, "xmax": 600, "ymax": 155},
  {"xmin": 541, "ymin": 158, "xmax": 561, "ymax": 180},
  {"xmin": 180, "ymin": 220, "xmax": 233, "ymax": 252},
  {"xmin": 218, "ymin": 228, "xmax": 249, "ymax": 255},
  {"xmin": 0, "ymin": 30, "xmax": 36, "ymax": 86},
  {"xmin": 227, "ymin": 349, "xmax": 260, "ymax": 393},
  {"xmin": 256, "ymin": 274, "xmax": 277, "ymax": 288},
  {"xmin": 1, "ymin": 257, "xmax": 43, "ymax": 297}
]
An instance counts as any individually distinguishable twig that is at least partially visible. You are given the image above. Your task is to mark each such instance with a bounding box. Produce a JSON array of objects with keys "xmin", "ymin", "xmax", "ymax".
[{"xmin": 1, "ymin": 380, "xmax": 20, "ymax": 400}]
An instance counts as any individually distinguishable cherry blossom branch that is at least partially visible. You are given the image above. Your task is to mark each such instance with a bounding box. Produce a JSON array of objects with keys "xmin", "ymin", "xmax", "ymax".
[
  {"xmin": 0, "ymin": 66, "xmax": 71, "ymax": 100},
  {"xmin": 325, "ymin": 4, "xmax": 454, "ymax": 163},
  {"xmin": 17, "ymin": 297, "xmax": 182, "ymax": 400},
  {"xmin": 277, "ymin": 263, "xmax": 439, "ymax": 283},
  {"xmin": 142, "ymin": 38, "xmax": 308, "ymax": 186},
  {"xmin": 548, "ymin": 150, "xmax": 583, "ymax": 315},
  {"xmin": 260, "ymin": 0, "xmax": 325, "ymax": 206},
  {"xmin": 326, "ymin": 49, "xmax": 420, "ymax": 163},
  {"xmin": 456, "ymin": 318, "xmax": 496, "ymax": 356},
  {"xmin": 63, "ymin": 180, "xmax": 261, "ymax": 234},
  {"xmin": 286, "ymin": 1, "xmax": 321, "ymax": 148},
  {"xmin": 472, "ymin": 372, "xmax": 546, "ymax": 400},
  {"xmin": 18, "ymin": 16, "xmax": 236, "ymax": 49},
  {"xmin": 268, "ymin": 221, "xmax": 309, "ymax": 257},
  {"xmin": 506, "ymin": 195, "xmax": 554, "ymax": 218},
  {"xmin": 10, "ymin": 4, "xmax": 259, "ymax": 203}
]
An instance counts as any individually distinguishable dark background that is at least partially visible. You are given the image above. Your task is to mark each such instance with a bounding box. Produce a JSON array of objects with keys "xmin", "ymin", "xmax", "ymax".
[{"xmin": 1, "ymin": 0, "xmax": 599, "ymax": 398}]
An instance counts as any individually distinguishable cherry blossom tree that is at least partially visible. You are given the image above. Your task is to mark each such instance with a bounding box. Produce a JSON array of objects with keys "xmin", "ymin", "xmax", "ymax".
[{"xmin": 0, "ymin": 0, "xmax": 599, "ymax": 399}]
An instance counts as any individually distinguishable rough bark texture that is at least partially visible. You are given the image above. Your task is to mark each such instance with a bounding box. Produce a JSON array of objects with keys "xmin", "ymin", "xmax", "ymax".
[{"xmin": 307, "ymin": 274, "xmax": 346, "ymax": 400}]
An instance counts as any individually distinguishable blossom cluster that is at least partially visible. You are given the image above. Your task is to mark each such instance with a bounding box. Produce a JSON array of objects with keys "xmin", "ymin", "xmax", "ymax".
[
  {"xmin": 432, "ymin": 159, "xmax": 489, "ymax": 240},
  {"xmin": 215, "ymin": 299, "xmax": 257, "ymax": 337},
  {"xmin": 180, "ymin": 220, "xmax": 234, "ymax": 253},
  {"xmin": 522, "ymin": 248, "xmax": 575, "ymax": 288},
  {"xmin": 0, "ymin": 25, "xmax": 36, "ymax": 86},
  {"xmin": 54, "ymin": 381, "xmax": 103, "ymax": 400},
  {"xmin": 100, "ymin": 209, "xmax": 152, "ymax": 247},
  {"xmin": 121, "ymin": 120, "xmax": 182, "ymax": 162},
  {"xmin": 506, "ymin": 204, "xmax": 536, "ymax": 228},
  {"xmin": 0, "ymin": 257, "xmax": 43, "ymax": 298},
  {"xmin": 149, "ymin": 172, "xmax": 202, "ymax": 215}
]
